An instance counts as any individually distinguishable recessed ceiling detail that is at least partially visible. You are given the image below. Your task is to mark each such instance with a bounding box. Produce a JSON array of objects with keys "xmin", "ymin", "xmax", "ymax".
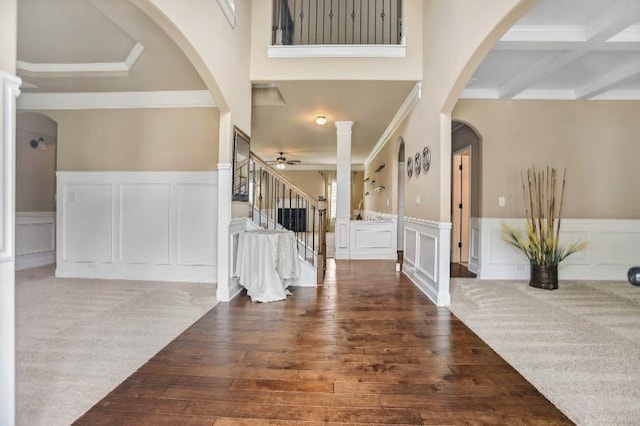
[
  {"xmin": 17, "ymin": 43, "xmax": 145, "ymax": 78},
  {"xmin": 462, "ymin": 0, "xmax": 640, "ymax": 100}
]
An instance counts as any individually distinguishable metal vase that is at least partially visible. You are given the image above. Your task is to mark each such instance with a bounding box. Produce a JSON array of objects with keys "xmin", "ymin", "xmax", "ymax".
[{"xmin": 529, "ymin": 264, "xmax": 558, "ymax": 290}]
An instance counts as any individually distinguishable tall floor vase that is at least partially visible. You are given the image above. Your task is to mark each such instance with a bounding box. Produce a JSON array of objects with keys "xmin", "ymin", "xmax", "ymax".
[{"xmin": 529, "ymin": 264, "xmax": 558, "ymax": 290}]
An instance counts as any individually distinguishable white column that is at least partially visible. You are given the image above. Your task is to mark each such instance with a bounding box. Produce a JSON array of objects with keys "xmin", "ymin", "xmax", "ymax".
[
  {"xmin": 1, "ymin": 71, "xmax": 21, "ymax": 426},
  {"xmin": 216, "ymin": 163, "xmax": 232, "ymax": 301},
  {"xmin": 334, "ymin": 121, "xmax": 354, "ymax": 260}
]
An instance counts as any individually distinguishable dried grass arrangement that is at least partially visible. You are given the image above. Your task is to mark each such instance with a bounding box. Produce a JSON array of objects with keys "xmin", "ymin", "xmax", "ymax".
[{"xmin": 502, "ymin": 166, "xmax": 587, "ymax": 266}]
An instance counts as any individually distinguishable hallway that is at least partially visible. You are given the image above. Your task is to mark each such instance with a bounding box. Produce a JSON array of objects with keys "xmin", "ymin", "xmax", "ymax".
[{"xmin": 76, "ymin": 260, "xmax": 571, "ymax": 424}]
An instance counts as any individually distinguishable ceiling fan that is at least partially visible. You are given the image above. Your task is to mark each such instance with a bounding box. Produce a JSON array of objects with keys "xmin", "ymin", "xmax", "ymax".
[{"xmin": 267, "ymin": 152, "xmax": 301, "ymax": 169}]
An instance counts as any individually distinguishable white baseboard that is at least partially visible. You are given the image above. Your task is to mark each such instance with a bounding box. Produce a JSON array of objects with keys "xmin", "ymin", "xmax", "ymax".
[
  {"xmin": 476, "ymin": 218, "xmax": 640, "ymax": 280},
  {"xmin": 56, "ymin": 263, "xmax": 217, "ymax": 283}
]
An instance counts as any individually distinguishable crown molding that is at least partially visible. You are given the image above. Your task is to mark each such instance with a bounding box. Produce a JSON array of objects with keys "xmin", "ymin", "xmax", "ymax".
[
  {"xmin": 17, "ymin": 90, "xmax": 216, "ymax": 110},
  {"xmin": 364, "ymin": 81, "xmax": 421, "ymax": 167},
  {"xmin": 17, "ymin": 43, "xmax": 144, "ymax": 78},
  {"xmin": 216, "ymin": 0, "xmax": 236, "ymax": 28}
]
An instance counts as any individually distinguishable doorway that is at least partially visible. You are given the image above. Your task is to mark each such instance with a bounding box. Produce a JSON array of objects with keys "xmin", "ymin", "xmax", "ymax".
[
  {"xmin": 451, "ymin": 122, "xmax": 480, "ymax": 278},
  {"xmin": 451, "ymin": 148, "xmax": 470, "ymax": 264}
]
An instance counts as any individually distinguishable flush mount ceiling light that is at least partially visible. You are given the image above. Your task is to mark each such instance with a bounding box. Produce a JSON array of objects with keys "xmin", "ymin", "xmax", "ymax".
[{"xmin": 315, "ymin": 115, "xmax": 327, "ymax": 125}]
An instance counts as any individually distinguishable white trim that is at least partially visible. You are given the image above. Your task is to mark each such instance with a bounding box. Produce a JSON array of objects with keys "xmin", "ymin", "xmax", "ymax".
[
  {"xmin": 607, "ymin": 25, "xmax": 640, "ymax": 43},
  {"xmin": 268, "ymin": 43, "xmax": 406, "ymax": 59},
  {"xmin": 501, "ymin": 25, "xmax": 587, "ymax": 43},
  {"xmin": 461, "ymin": 87, "xmax": 640, "ymax": 101},
  {"xmin": 278, "ymin": 163, "xmax": 365, "ymax": 171},
  {"xmin": 402, "ymin": 216, "xmax": 451, "ymax": 306},
  {"xmin": 56, "ymin": 171, "xmax": 218, "ymax": 283},
  {"xmin": 16, "ymin": 251, "xmax": 55, "ymax": 271},
  {"xmin": 1, "ymin": 72, "xmax": 21, "ymax": 262},
  {"xmin": 475, "ymin": 218, "xmax": 640, "ymax": 280},
  {"xmin": 364, "ymin": 82, "xmax": 421, "ymax": 167},
  {"xmin": 17, "ymin": 43, "xmax": 145, "ymax": 78},
  {"xmin": 17, "ymin": 90, "xmax": 216, "ymax": 110},
  {"xmin": 216, "ymin": 0, "xmax": 236, "ymax": 28}
]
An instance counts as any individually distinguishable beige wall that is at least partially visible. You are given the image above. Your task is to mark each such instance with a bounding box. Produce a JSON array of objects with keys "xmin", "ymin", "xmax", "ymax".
[
  {"xmin": 0, "ymin": 0, "xmax": 16, "ymax": 73},
  {"xmin": 45, "ymin": 108, "xmax": 219, "ymax": 171},
  {"xmin": 351, "ymin": 171, "xmax": 364, "ymax": 214},
  {"xmin": 280, "ymin": 170, "xmax": 325, "ymax": 200},
  {"xmin": 384, "ymin": 0, "xmax": 535, "ymax": 222},
  {"xmin": 16, "ymin": 113, "xmax": 57, "ymax": 211},
  {"xmin": 132, "ymin": 0, "xmax": 252, "ymax": 162},
  {"xmin": 365, "ymin": 131, "xmax": 404, "ymax": 215},
  {"xmin": 453, "ymin": 99, "xmax": 640, "ymax": 220},
  {"xmin": 250, "ymin": 0, "xmax": 423, "ymax": 82}
]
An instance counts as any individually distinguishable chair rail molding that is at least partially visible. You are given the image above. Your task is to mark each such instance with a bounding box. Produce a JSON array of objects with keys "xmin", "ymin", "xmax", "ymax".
[{"xmin": 402, "ymin": 216, "xmax": 452, "ymax": 306}]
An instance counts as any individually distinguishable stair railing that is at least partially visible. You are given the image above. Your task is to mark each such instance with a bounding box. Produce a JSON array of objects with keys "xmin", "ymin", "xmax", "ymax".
[{"xmin": 249, "ymin": 152, "xmax": 327, "ymax": 284}]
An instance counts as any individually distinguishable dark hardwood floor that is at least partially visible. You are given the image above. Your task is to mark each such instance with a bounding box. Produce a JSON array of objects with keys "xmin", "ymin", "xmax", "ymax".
[
  {"xmin": 451, "ymin": 262, "xmax": 477, "ymax": 278},
  {"xmin": 75, "ymin": 260, "xmax": 571, "ymax": 425}
]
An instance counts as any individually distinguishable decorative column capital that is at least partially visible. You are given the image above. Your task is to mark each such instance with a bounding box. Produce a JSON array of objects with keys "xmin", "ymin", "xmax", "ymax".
[{"xmin": 335, "ymin": 121, "xmax": 354, "ymax": 132}]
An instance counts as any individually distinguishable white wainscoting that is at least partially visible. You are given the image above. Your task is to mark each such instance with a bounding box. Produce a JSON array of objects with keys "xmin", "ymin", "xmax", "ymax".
[
  {"xmin": 56, "ymin": 172, "xmax": 218, "ymax": 283},
  {"xmin": 351, "ymin": 210, "xmax": 397, "ymax": 260},
  {"xmin": 402, "ymin": 217, "xmax": 452, "ymax": 306},
  {"xmin": 476, "ymin": 218, "xmax": 640, "ymax": 280},
  {"xmin": 16, "ymin": 212, "xmax": 56, "ymax": 270}
]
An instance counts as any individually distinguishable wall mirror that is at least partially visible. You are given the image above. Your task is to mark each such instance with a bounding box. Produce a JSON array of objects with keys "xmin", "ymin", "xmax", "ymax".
[{"xmin": 232, "ymin": 126, "xmax": 250, "ymax": 201}]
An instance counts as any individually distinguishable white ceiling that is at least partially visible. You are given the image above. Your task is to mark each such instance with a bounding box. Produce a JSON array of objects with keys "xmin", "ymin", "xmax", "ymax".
[
  {"xmin": 16, "ymin": 0, "xmax": 640, "ymax": 169},
  {"xmin": 463, "ymin": 0, "xmax": 640, "ymax": 100}
]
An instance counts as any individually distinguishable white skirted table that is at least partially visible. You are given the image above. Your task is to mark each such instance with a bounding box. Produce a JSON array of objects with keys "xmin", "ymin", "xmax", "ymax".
[{"xmin": 237, "ymin": 229, "xmax": 300, "ymax": 302}]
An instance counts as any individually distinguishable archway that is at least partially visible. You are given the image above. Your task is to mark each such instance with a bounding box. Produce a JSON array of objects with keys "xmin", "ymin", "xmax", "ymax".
[
  {"xmin": 451, "ymin": 121, "xmax": 481, "ymax": 278},
  {"xmin": 15, "ymin": 112, "xmax": 58, "ymax": 271}
]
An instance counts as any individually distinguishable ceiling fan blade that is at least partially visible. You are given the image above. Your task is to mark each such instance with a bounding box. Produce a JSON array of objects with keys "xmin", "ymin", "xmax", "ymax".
[{"xmin": 286, "ymin": 160, "xmax": 301, "ymax": 164}]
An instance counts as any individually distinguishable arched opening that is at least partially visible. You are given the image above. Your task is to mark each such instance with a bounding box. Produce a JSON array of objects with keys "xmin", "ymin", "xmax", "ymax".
[
  {"xmin": 451, "ymin": 120, "xmax": 481, "ymax": 278},
  {"xmin": 15, "ymin": 112, "xmax": 58, "ymax": 271}
]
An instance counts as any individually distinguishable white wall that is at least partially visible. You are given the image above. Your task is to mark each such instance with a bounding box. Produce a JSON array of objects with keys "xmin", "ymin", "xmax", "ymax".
[{"xmin": 56, "ymin": 172, "xmax": 218, "ymax": 283}]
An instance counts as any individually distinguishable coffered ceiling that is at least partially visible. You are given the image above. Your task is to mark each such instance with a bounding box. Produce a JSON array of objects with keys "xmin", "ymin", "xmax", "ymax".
[{"xmin": 463, "ymin": 0, "xmax": 640, "ymax": 100}]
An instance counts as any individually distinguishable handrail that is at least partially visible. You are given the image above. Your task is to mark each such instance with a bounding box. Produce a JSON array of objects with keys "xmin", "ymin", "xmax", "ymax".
[
  {"xmin": 248, "ymin": 151, "xmax": 327, "ymax": 283},
  {"xmin": 250, "ymin": 151, "xmax": 319, "ymax": 207}
]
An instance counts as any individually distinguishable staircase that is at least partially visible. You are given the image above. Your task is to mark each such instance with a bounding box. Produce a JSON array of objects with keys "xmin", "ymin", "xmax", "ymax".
[{"xmin": 248, "ymin": 152, "xmax": 327, "ymax": 284}]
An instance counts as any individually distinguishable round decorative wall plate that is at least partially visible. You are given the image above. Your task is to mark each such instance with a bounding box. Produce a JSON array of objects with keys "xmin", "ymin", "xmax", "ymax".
[
  {"xmin": 422, "ymin": 146, "xmax": 431, "ymax": 172},
  {"xmin": 407, "ymin": 157, "xmax": 413, "ymax": 177},
  {"xmin": 414, "ymin": 152, "xmax": 421, "ymax": 175}
]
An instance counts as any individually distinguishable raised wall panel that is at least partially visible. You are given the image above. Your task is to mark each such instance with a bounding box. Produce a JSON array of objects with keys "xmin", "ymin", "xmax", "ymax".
[
  {"xmin": 178, "ymin": 184, "xmax": 217, "ymax": 266},
  {"xmin": 418, "ymin": 233, "xmax": 437, "ymax": 281},
  {"xmin": 57, "ymin": 172, "xmax": 218, "ymax": 283},
  {"xmin": 63, "ymin": 184, "xmax": 112, "ymax": 263},
  {"xmin": 478, "ymin": 218, "xmax": 640, "ymax": 280},
  {"xmin": 120, "ymin": 184, "xmax": 171, "ymax": 265},
  {"xmin": 402, "ymin": 217, "xmax": 451, "ymax": 306}
]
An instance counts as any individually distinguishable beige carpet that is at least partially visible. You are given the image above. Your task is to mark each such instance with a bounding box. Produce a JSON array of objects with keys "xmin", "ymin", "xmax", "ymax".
[
  {"xmin": 449, "ymin": 278, "xmax": 640, "ymax": 426},
  {"xmin": 16, "ymin": 265, "xmax": 218, "ymax": 426}
]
